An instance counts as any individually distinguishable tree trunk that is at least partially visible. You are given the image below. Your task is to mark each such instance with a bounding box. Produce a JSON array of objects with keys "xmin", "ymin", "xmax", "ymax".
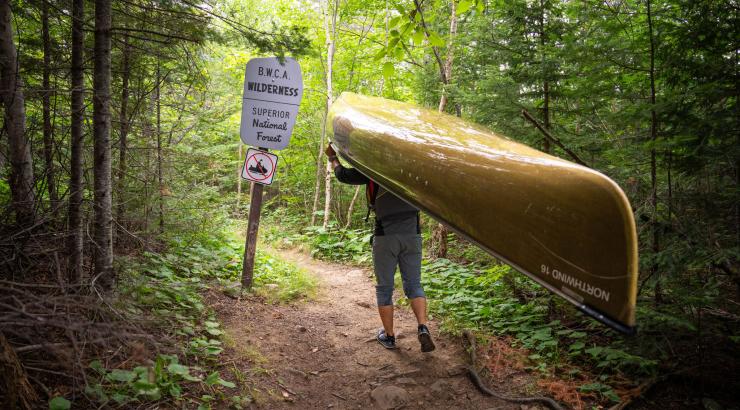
[
  {"xmin": 0, "ymin": 332, "xmax": 37, "ymax": 410},
  {"xmin": 68, "ymin": 0, "xmax": 85, "ymax": 282},
  {"xmin": 310, "ymin": 135, "xmax": 324, "ymax": 225},
  {"xmin": 323, "ymin": 157, "xmax": 332, "ymax": 228},
  {"xmin": 539, "ymin": 39, "xmax": 557, "ymax": 321},
  {"xmin": 322, "ymin": 0, "xmax": 338, "ymax": 229},
  {"xmin": 42, "ymin": 1, "xmax": 58, "ymax": 217},
  {"xmin": 543, "ymin": 81, "xmax": 551, "ymax": 153},
  {"xmin": 237, "ymin": 143, "xmax": 242, "ymax": 210},
  {"xmin": 646, "ymin": 0, "xmax": 661, "ymax": 303},
  {"xmin": 156, "ymin": 63, "xmax": 164, "ymax": 234},
  {"xmin": 539, "ymin": 0, "xmax": 551, "ymax": 154},
  {"xmin": 437, "ymin": 0, "xmax": 457, "ymax": 113},
  {"xmin": 430, "ymin": 0, "xmax": 458, "ymax": 258},
  {"xmin": 736, "ymin": 133, "xmax": 739, "ymax": 252},
  {"xmin": 143, "ymin": 119, "xmax": 151, "ymax": 245},
  {"xmin": 344, "ymin": 185, "xmax": 362, "ymax": 229},
  {"xmin": 93, "ymin": 0, "xmax": 113, "ymax": 288},
  {"xmin": 667, "ymin": 150, "xmax": 672, "ymax": 220},
  {"xmin": 0, "ymin": 1, "xmax": 35, "ymax": 227},
  {"xmin": 116, "ymin": 34, "xmax": 131, "ymax": 225}
]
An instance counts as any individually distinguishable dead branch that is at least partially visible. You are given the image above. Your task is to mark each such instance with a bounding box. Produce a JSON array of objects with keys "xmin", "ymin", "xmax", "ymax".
[
  {"xmin": 521, "ymin": 109, "xmax": 589, "ymax": 167},
  {"xmin": 0, "ymin": 278, "xmax": 159, "ymax": 407},
  {"xmin": 0, "ymin": 279, "xmax": 83, "ymax": 289}
]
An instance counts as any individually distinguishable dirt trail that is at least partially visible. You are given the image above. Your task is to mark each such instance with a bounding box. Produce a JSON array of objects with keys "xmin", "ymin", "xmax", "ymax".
[{"xmin": 211, "ymin": 249, "xmax": 526, "ymax": 409}]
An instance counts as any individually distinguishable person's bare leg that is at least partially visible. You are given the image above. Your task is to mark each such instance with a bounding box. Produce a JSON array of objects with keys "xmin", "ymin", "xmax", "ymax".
[
  {"xmin": 409, "ymin": 297, "xmax": 427, "ymax": 325},
  {"xmin": 378, "ymin": 305, "xmax": 394, "ymax": 336}
]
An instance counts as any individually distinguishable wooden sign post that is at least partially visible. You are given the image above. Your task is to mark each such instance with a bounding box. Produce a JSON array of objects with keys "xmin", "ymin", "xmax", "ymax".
[
  {"xmin": 239, "ymin": 57, "xmax": 303, "ymax": 290},
  {"xmin": 241, "ymin": 178, "xmax": 264, "ymax": 289}
]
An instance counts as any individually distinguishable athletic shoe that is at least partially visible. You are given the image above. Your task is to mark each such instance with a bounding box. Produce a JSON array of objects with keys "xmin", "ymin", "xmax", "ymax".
[
  {"xmin": 376, "ymin": 329, "xmax": 396, "ymax": 349},
  {"xmin": 418, "ymin": 324, "xmax": 436, "ymax": 352}
]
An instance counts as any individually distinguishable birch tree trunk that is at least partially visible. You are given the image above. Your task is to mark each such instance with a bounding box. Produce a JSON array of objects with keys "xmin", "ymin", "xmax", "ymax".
[
  {"xmin": 42, "ymin": 2, "xmax": 58, "ymax": 216},
  {"xmin": 68, "ymin": 0, "xmax": 85, "ymax": 282},
  {"xmin": 344, "ymin": 185, "xmax": 361, "ymax": 229},
  {"xmin": 93, "ymin": 0, "xmax": 113, "ymax": 288},
  {"xmin": 311, "ymin": 125, "xmax": 324, "ymax": 225},
  {"xmin": 321, "ymin": 0, "xmax": 338, "ymax": 229},
  {"xmin": 0, "ymin": 1, "xmax": 35, "ymax": 227}
]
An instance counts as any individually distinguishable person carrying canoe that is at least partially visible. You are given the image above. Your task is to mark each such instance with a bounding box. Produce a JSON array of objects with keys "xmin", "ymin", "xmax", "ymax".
[{"xmin": 325, "ymin": 144, "xmax": 435, "ymax": 352}]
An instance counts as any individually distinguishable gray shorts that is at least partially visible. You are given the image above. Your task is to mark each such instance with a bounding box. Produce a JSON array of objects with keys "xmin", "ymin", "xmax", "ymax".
[{"xmin": 372, "ymin": 234, "xmax": 425, "ymax": 306}]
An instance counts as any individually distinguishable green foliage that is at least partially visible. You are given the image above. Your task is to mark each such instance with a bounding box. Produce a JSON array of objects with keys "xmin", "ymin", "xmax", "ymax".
[
  {"xmin": 421, "ymin": 258, "xmax": 657, "ymax": 378},
  {"xmin": 264, "ymin": 213, "xmax": 374, "ymax": 265},
  {"xmin": 423, "ymin": 259, "xmax": 545, "ymax": 332},
  {"xmin": 300, "ymin": 224, "xmax": 373, "ymax": 265},
  {"xmin": 582, "ymin": 346, "xmax": 656, "ymax": 375},
  {"xmin": 0, "ymin": 179, "xmax": 10, "ymax": 205},
  {"xmin": 88, "ymin": 219, "xmax": 311, "ymax": 406},
  {"xmin": 85, "ymin": 354, "xmax": 239, "ymax": 405},
  {"xmin": 48, "ymin": 397, "xmax": 70, "ymax": 410},
  {"xmin": 578, "ymin": 382, "xmax": 620, "ymax": 403}
]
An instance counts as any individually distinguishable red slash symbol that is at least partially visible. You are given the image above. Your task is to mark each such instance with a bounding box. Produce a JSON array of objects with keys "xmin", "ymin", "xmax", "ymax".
[{"xmin": 245, "ymin": 151, "xmax": 275, "ymax": 182}]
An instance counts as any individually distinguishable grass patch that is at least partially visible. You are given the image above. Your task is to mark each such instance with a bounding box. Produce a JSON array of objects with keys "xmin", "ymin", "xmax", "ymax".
[
  {"xmin": 222, "ymin": 332, "xmax": 268, "ymax": 365},
  {"xmin": 252, "ymin": 250, "xmax": 318, "ymax": 303}
]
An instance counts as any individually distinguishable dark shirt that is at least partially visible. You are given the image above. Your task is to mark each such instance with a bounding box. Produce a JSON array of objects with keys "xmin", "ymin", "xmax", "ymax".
[
  {"xmin": 334, "ymin": 165, "xmax": 370, "ymax": 185},
  {"xmin": 334, "ymin": 165, "xmax": 419, "ymax": 235}
]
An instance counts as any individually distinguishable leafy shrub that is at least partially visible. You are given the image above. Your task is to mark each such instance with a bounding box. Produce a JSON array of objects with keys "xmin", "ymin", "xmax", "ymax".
[
  {"xmin": 85, "ymin": 354, "xmax": 239, "ymax": 406},
  {"xmin": 298, "ymin": 224, "xmax": 373, "ymax": 265},
  {"xmin": 421, "ymin": 258, "xmax": 657, "ymax": 378}
]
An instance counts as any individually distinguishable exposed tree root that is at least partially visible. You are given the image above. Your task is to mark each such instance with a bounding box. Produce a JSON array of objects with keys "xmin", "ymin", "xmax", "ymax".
[{"xmin": 462, "ymin": 329, "xmax": 565, "ymax": 410}]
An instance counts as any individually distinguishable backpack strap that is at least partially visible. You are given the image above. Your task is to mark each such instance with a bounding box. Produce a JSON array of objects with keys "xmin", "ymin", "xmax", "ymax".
[{"xmin": 364, "ymin": 180, "xmax": 379, "ymax": 222}]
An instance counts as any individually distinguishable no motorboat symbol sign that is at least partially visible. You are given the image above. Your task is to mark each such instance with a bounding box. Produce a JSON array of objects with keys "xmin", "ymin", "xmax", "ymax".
[{"xmin": 242, "ymin": 148, "xmax": 278, "ymax": 186}]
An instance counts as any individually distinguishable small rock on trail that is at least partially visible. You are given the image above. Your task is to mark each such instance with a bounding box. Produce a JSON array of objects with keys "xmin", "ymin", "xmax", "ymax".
[{"xmin": 371, "ymin": 385, "xmax": 411, "ymax": 409}]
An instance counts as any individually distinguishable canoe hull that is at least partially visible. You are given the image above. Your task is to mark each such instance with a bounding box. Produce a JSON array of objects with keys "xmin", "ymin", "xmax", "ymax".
[{"xmin": 327, "ymin": 92, "xmax": 638, "ymax": 333}]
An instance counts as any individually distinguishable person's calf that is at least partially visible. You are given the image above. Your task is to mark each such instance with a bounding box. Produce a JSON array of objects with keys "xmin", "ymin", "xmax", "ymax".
[
  {"xmin": 378, "ymin": 304, "xmax": 394, "ymax": 336},
  {"xmin": 409, "ymin": 296, "xmax": 428, "ymax": 325}
]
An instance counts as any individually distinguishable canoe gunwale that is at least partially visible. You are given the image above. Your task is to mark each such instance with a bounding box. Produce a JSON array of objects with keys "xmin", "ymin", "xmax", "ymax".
[{"xmin": 336, "ymin": 151, "xmax": 637, "ymax": 335}]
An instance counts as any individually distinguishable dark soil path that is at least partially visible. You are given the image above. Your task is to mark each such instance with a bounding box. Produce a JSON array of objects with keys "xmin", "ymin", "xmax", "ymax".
[{"xmin": 209, "ymin": 249, "xmax": 540, "ymax": 409}]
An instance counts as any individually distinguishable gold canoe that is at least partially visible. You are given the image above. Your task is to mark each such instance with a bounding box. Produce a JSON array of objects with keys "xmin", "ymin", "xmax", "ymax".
[{"xmin": 327, "ymin": 92, "xmax": 638, "ymax": 334}]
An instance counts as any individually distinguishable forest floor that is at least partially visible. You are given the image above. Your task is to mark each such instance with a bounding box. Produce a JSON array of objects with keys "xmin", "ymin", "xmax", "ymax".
[{"xmin": 206, "ymin": 248, "xmax": 546, "ymax": 409}]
